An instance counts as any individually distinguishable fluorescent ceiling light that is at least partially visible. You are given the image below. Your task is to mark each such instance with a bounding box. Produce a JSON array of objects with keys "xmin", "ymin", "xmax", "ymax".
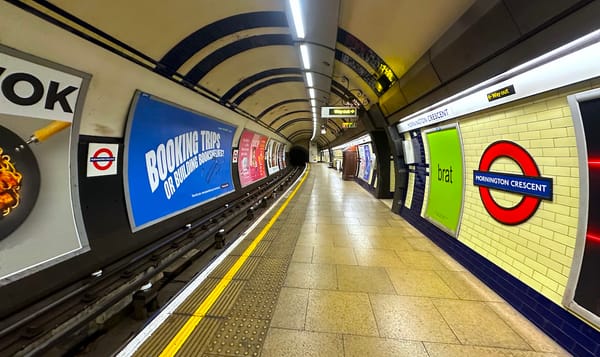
[
  {"xmin": 311, "ymin": 99, "xmax": 316, "ymax": 107},
  {"xmin": 300, "ymin": 44, "xmax": 310, "ymax": 69},
  {"xmin": 290, "ymin": 0, "xmax": 305, "ymax": 39},
  {"xmin": 309, "ymin": 88, "xmax": 316, "ymax": 99},
  {"xmin": 306, "ymin": 72, "xmax": 313, "ymax": 87}
]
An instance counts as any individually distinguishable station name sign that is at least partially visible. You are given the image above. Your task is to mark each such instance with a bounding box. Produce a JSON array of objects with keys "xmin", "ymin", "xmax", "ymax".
[
  {"xmin": 473, "ymin": 141, "xmax": 553, "ymax": 225},
  {"xmin": 321, "ymin": 106, "xmax": 358, "ymax": 118}
]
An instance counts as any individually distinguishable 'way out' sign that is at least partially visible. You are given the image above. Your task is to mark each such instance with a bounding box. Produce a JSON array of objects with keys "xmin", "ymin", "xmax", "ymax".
[{"xmin": 0, "ymin": 48, "xmax": 84, "ymax": 122}]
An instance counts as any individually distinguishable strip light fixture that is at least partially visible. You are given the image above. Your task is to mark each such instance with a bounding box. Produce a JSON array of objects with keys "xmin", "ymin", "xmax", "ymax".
[
  {"xmin": 300, "ymin": 44, "xmax": 310, "ymax": 70},
  {"xmin": 306, "ymin": 72, "xmax": 314, "ymax": 87},
  {"xmin": 289, "ymin": 0, "xmax": 305, "ymax": 39}
]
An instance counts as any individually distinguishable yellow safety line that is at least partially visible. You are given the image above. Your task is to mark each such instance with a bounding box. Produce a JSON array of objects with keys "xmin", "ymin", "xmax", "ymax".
[{"xmin": 159, "ymin": 165, "xmax": 310, "ymax": 356}]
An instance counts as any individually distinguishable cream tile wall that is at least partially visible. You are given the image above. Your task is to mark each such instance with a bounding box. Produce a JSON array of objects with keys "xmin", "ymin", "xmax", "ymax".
[{"xmin": 456, "ymin": 79, "xmax": 598, "ymax": 304}]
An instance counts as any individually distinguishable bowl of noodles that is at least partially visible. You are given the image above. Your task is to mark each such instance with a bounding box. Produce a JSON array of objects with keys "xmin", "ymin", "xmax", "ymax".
[{"xmin": 0, "ymin": 124, "xmax": 40, "ymax": 241}]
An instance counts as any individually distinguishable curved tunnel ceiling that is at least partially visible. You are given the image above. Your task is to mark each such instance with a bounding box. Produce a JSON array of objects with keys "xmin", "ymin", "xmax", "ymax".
[{"xmin": 15, "ymin": 0, "xmax": 477, "ymax": 146}]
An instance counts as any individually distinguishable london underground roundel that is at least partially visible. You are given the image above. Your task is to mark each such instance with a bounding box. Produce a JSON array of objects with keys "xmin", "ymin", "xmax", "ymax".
[{"xmin": 473, "ymin": 141, "xmax": 553, "ymax": 225}]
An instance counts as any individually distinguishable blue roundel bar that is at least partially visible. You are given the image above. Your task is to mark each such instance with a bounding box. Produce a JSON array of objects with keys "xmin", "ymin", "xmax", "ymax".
[{"xmin": 473, "ymin": 171, "xmax": 553, "ymax": 200}]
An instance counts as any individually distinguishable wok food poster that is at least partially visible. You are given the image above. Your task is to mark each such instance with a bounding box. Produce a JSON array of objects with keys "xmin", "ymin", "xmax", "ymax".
[
  {"xmin": 124, "ymin": 92, "xmax": 236, "ymax": 231},
  {"xmin": 0, "ymin": 45, "xmax": 89, "ymax": 283},
  {"xmin": 237, "ymin": 130, "xmax": 267, "ymax": 187}
]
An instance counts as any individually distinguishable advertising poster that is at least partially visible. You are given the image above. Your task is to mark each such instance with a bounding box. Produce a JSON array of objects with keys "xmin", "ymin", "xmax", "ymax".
[
  {"xmin": 357, "ymin": 144, "xmax": 366, "ymax": 180},
  {"xmin": 267, "ymin": 139, "xmax": 280, "ymax": 175},
  {"xmin": 278, "ymin": 143, "xmax": 287, "ymax": 170},
  {"xmin": 238, "ymin": 130, "xmax": 267, "ymax": 187},
  {"xmin": 361, "ymin": 144, "xmax": 372, "ymax": 182},
  {"xmin": 565, "ymin": 91, "xmax": 600, "ymax": 328},
  {"xmin": 124, "ymin": 92, "xmax": 236, "ymax": 231},
  {"xmin": 0, "ymin": 45, "xmax": 90, "ymax": 283},
  {"xmin": 424, "ymin": 125, "xmax": 464, "ymax": 236}
]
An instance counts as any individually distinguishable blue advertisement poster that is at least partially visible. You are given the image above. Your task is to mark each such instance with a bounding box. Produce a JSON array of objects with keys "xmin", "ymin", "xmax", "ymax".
[
  {"xmin": 124, "ymin": 92, "xmax": 236, "ymax": 231},
  {"xmin": 363, "ymin": 144, "xmax": 372, "ymax": 182}
]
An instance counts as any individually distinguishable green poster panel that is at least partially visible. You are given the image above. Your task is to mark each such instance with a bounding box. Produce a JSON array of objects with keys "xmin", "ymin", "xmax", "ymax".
[{"xmin": 424, "ymin": 125, "xmax": 464, "ymax": 236}]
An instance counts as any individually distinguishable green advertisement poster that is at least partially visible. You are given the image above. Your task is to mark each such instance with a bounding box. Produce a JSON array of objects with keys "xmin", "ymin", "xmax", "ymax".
[{"xmin": 424, "ymin": 125, "xmax": 464, "ymax": 236}]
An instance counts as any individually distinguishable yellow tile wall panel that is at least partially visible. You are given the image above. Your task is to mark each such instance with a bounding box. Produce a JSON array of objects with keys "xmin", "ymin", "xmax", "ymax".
[
  {"xmin": 546, "ymin": 97, "xmax": 568, "ymax": 109},
  {"xmin": 454, "ymin": 82, "xmax": 588, "ymax": 305},
  {"xmin": 519, "ymin": 274, "xmax": 543, "ymax": 291},
  {"xmin": 524, "ymin": 102, "xmax": 549, "ymax": 114},
  {"xmin": 542, "ymin": 220, "xmax": 570, "ymax": 236},
  {"xmin": 536, "ymin": 108, "xmax": 564, "ymax": 121},
  {"xmin": 519, "ymin": 131, "xmax": 541, "ymax": 140},
  {"xmin": 553, "ymin": 232, "xmax": 576, "ymax": 248},
  {"xmin": 512, "ymin": 260, "xmax": 534, "ymax": 276},
  {"xmin": 533, "ymin": 271, "xmax": 559, "ymax": 291},
  {"xmin": 554, "ymin": 214, "xmax": 578, "ymax": 228},
  {"xmin": 504, "ymin": 107, "xmax": 525, "ymax": 118},
  {"xmin": 530, "ymin": 139, "xmax": 555, "ymax": 148},
  {"xmin": 541, "ymin": 289, "xmax": 563, "ymax": 303},
  {"xmin": 527, "ymin": 240, "xmax": 551, "ymax": 257},
  {"xmin": 550, "ymin": 117, "xmax": 575, "ymax": 128},
  {"xmin": 554, "ymin": 137, "xmax": 577, "ymax": 147}
]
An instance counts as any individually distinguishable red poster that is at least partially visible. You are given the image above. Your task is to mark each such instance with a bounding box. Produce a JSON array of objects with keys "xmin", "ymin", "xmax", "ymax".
[{"xmin": 238, "ymin": 130, "xmax": 267, "ymax": 187}]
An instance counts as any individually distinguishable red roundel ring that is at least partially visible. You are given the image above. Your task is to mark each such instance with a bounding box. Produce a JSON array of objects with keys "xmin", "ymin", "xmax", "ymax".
[
  {"xmin": 92, "ymin": 148, "xmax": 114, "ymax": 170},
  {"xmin": 478, "ymin": 141, "xmax": 541, "ymax": 225}
]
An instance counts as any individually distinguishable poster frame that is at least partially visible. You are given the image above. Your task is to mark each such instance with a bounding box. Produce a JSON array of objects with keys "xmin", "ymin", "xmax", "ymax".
[
  {"xmin": 422, "ymin": 123, "xmax": 465, "ymax": 238},
  {"xmin": 563, "ymin": 87, "xmax": 600, "ymax": 329},
  {"xmin": 0, "ymin": 44, "xmax": 91, "ymax": 283},
  {"xmin": 123, "ymin": 91, "xmax": 236, "ymax": 232}
]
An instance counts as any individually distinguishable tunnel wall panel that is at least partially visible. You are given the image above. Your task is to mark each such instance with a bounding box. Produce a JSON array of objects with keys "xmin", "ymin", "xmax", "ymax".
[
  {"xmin": 399, "ymin": 79, "xmax": 600, "ymax": 356},
  {"xmin": 0, "ymin": 2, "xmax": 291, "ymax": 317}
]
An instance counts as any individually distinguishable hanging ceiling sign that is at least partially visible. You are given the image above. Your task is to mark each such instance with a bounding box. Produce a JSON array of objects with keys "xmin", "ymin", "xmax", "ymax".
[{"xmin": 321, "ymin": 107, "xmax": 358, "ymax": 118}]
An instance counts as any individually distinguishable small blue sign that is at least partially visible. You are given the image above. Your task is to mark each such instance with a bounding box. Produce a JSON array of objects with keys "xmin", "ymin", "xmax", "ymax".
[
  {"xmin": 124, "ymin": 92, "xmax": 236, "ymax": 231},
  {"xmin": 473, "ymin": 170, "xmax": 553, "ymax": 200}
]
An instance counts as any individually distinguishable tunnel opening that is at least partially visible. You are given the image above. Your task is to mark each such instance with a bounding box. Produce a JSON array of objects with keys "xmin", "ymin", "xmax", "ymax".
[{"xmin": 289, "ymin": 146, "xmax": 309, "ymax": 166}]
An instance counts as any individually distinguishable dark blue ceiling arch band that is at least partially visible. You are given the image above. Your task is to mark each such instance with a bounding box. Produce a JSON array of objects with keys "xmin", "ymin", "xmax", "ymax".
[
  {"xmin": 157, "ymin": 12, "xmax": 288, "ymax": 76},
  {"xmin": 334, "ymin": 50, "xmax": 380, "ymax": 96},
  {"xmin": 337, "ymin": 28, "xmax": 388, "ymax": 74},
  {"xmin": 270, "ymin": 117, "xmax": 313, "ymax": 129},
  {"xmin": 221, "ymin": 68, "xmax": 302, "ymax": 103},
  {"xmin": 288, "ymin": 129, "xmax": 313, "ymax": 140},
  {"xmin": 276, "ymin": 118, "xmax": 312, "ymax": 132},
  {"xmin": 257, "ymin": 99, "xmax": 309, "ymax": 120},
  {"xmin": 330, "ymin": 86, "xmax": 349, "ymax": 103},
  {"xmin": 276, "ymin": 119, "xmax": 337, "ymax": 139},
  {"xmin": 331, "ymin": 80, "xmax": 364, "ymax": 106},
  {"xmin": 287, "ymin": 130, "xmax": 331, "ymax": 146},
  {"xmin": 232, "ymin": 76, "xmax": 304, "ymax": 106},
  {"xmin": 323, "ymin": 119, "xmax": 343, "ymax": 133},
  {"xmin": 184, "ymin": 34, "xmax": 294, "ymax": 85},
  {"xmin": 288, "ymin": 131, "xmax": 329, "ymax": 146},
  {"xmin": 267, "ymin": 110, "xmax": 312, "ymax": 126}
]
